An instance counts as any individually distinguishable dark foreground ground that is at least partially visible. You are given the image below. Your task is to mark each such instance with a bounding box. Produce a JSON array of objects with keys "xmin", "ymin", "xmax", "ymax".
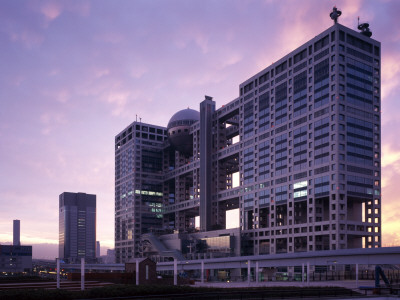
[{"xmin": 0, "ymin": 282, "xmax": 364, "ymax": 300}]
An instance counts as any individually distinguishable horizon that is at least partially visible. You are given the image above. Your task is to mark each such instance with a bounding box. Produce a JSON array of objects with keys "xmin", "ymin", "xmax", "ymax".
[{"xmin": 1, "ymin": 0, "xmax": 400, "ymax": 259}]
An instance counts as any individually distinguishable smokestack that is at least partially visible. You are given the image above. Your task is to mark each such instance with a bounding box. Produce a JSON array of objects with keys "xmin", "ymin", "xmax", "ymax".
[
  {"xmin": 13, "ymin": 220, "xmax": 20, "ymax": 246},
  {"xmin": 96, "ymin": 241, "xmax": 100, "ymax": 257}
]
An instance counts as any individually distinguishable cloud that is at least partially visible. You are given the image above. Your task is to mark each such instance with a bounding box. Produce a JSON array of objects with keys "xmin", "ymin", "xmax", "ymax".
[
  {"xmin": 130, "ymin": 66, "xmax": 147, "ymax": 79},
  {"xmin": 105, "ymin": 91, "xmax": 131, "ymax": 116},
  {"xmin": 9, "ymin": 29, "xmax": 44, "ymax": 49},
  {"xmin": 39, "ymin": 112, "xmax": 67, "ymax": 135},
  {"xmin": 42, "ymin": 88, "xmax": 71, "ymax": 103},
  {"xmin": 94, "ymin": 32, "xmax": 125, "ymax": 44},
  {"xmin": 381, "ymin": 144, "xmax": 400, "ymax": 168},
  {"xmin": 95, "ymin": 69, "xmax": 110, "ymax": 78},
  {"xmin": 381, "ymin": 52, "xmax": 400, "ymax": 100},
  {"xmin": 40, "ymin": 2, "xmax": 62, "ymax": 21}
]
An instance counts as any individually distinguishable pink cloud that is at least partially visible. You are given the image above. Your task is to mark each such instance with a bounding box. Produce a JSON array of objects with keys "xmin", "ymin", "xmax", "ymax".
[{"xmin": 40, "ymin": 2, "xmax": 62, "ymax": 21}]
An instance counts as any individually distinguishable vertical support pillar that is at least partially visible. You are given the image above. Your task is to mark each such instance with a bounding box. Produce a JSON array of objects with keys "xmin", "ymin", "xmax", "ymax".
[
  {"xmin": 136, "ymin": 259, "xmax": 139, "ymax": 285},
  {"xmin": 256, "ymin": 261, "xmax": 259, "ymax": 283},
  {"xmin": 356, "ymin": 263, "xmax": 359, "ymax": 288},
  {"xmin": 200, "ymin": 97, "xmax": 215, "ymax": 231},
  {"xmin": 201, "ymin": 260, "xmax": 204, "ymax": 284},
  {"xmin": 302, "ymin": 263, "xmax": 304, "ymax": 284},
  {"xmin": 307, "ymin": 262, "xmax": 310, "ymax": 286},
  {"xmin": 174, "ymin": 259, "xmax": 178, "ymax": 286},
  {"xmin": 56, "ymin": 258, "xmax": 60, "ymax": 289},
  {"xmin": 247, "ymin": 260, "xmax": 251, "ymax": 284},
  {"xmin": 80, "ymin": 257, "xmax": 85, "ymax": 291}
]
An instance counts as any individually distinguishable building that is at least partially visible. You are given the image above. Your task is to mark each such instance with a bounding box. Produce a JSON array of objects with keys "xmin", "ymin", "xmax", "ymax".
[
  {"xmin": 59, "ymin": 192, "xmax": 96, "ymax": 263},
  {"xmin": 115, "ymin": 10, "xmax": 381, "ymax": 263},
  {"xmin": 0, "ymin": 220, "xmax": 32, "ymax": 273},
  {"xmin": 125, "ymin": 257, "xmax": 157, "ymax": 285},
  {"xmin": 13, "ymin": 220, "xmax": 20, "ymax": 246},
  {"xmin": 0, "ymin": 245, "xmax": 32, "ymax": 273}
]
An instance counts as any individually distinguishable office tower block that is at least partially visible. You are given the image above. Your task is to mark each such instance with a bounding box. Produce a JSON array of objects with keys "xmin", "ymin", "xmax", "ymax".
[
  {"xmin": 59, "ymin": 192, "xmax": 96, "ymax": 263},
  {"xmin": 13, "ymin": 220, "xmax": 20, "ymax": 246},
  {"xmin": 115, "ymin": 12, "xmax": 381, "ymax": 262}
]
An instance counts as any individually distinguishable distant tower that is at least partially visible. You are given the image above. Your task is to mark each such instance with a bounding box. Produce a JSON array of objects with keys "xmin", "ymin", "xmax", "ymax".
[
  {"xmin": 96, "ymin": 241, "xmax": 100, "ymax": 257},
  {"xmin": 59, "ymin": 192, "xmax": 96, "ymax": 263},
  {"xmin": 13, "ymin": 220, "xmax": 20, "ymax": 246}
]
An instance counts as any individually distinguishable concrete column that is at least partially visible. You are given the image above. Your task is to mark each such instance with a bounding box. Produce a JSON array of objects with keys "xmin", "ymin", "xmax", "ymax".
[
  {"xmin": 56, "ymin": 258, "xmax": 60, "ymax": 289},
  {"xmin": 174, "ymin": 259, "xmax": 178, "ymax": 285},
  {"xmin": 247, "ymin": 260, "xmax": 251, "ymax": 284},
  {"xmin": 136, "ymin": 259, "xmax": 139, "ymax": 285},
  {"xmin": 256, "ymin": 261, "xmax": 259, "ymax": 283},
  {"xmin": 302, "ymin": 263, "xmax": 304, "ymax": 284},
  {"xmin": 81, "ymin": 258, "xmax": 85, "ymax": 291},
  {"xmin": 356, "ymin": 263, "xmax": 359, "ymax": 288},
  {"xmin": 307, "ymin": 262, "xmax": 310, "ymax": 286},
  {"xmin": 199, "ymin": 97, "xmax": 215, "ymax": 231},
  {"xmin": 201, "ymin": 260, "xmax": 204, "ymax": 284}
]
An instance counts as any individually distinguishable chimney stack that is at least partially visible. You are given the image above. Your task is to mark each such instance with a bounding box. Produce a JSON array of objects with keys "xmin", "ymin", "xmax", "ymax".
[{"xmin": 13, "ymin": 220, "xmax": 20, "ymax": 246}]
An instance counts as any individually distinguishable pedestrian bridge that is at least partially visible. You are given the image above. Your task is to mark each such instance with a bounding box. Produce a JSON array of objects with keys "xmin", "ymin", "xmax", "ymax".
[{"xmin": 157, "ymin": 247, "xmax": 400, "ymax": 271}]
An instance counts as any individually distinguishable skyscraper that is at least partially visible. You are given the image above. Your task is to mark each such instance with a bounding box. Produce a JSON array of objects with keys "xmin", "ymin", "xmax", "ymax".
[
  {"xmin": 115, "ymin": 11, "xmax": 381, "ymax": 262},
  {"xmin": 59, "ymin": 192, "xmax": 96, "ymax": 263}
]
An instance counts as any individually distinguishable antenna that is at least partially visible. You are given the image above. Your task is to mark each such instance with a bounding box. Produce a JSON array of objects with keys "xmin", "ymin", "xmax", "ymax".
[
  {"xmin": 358, "ymin": 17, "xmax": 372, "ymax": 38},
  {"xmin": 330, "ymin": 6, "xmax": 342, "ymax": 24}
]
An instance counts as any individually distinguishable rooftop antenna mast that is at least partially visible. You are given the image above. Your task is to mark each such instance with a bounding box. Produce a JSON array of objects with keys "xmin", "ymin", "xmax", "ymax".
[
  {"xmin": 330, "ymin": 6, "xmax": 342, "ymax": 24},
  {"xmin": 357, "ymin": 16, "xmax": 372, "ymax": 38}
]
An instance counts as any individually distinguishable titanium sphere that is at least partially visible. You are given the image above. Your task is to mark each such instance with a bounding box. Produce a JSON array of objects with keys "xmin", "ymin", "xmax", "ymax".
[{"xmin": 167, "ymin": 108, "xmax": 200, "ymax": 155}]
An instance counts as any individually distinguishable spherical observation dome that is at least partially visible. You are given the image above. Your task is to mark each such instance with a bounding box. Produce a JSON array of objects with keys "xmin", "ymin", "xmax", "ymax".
[{"xmin": 167, "ymin": 108, "xmax": 200, "ymax": 155}]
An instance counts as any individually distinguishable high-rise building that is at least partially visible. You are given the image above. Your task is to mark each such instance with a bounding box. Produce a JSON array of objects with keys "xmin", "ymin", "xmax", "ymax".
[
  {"xmin": 115, "ymin": 11, "xmax": 381, "ymax": 262},
  {"xmin": 59, "ymin": 192, "xmax": 96, "ymax": 263},
  {"xmin": 13, "ymin": 219, "xmax": 20, "ymax": 246}
]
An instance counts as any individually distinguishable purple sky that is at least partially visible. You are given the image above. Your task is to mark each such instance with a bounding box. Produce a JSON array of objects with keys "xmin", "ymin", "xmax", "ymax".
[{"xmin": 1, "ymin": 0, "xmax": 400, "ymax": 259}]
